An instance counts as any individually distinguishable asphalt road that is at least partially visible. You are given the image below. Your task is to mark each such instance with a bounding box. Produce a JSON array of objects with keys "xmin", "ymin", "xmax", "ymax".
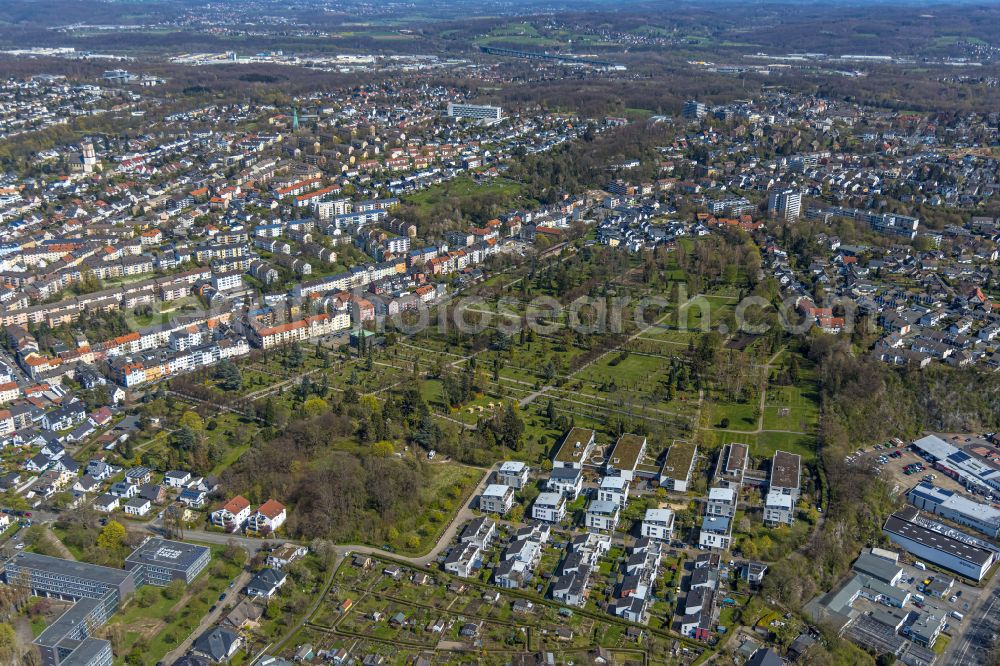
[
  {"xmin": 266, "ymin": 461, "xmax": 498, "ymax": 656},
  {"xmin": 21, "ymin": 462, "xmax": 498, "ymax": 662},
  {"xmin": 944, "ymin": 573, "xmax": 1000, "ymax": 665}
]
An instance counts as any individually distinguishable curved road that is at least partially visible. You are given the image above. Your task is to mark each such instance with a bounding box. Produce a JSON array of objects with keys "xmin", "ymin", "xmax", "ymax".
[{"xmin": 151, "ymin": 461, "xmax": 498, "ymax": 661}]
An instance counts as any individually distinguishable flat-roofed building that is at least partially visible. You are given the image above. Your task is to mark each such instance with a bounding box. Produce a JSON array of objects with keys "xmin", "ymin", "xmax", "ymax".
[
  {"xmin": 606, "ymin": 433, "xmax": 647, "ymax": 481},
  {"xmin": 698, "ymin": 515, "xmax": 732, "ymax": 550},
  {"xmin": 764, "ymin": 491, "xmax": 794, "ymax": 526},
  {"xmin": 586, "ymin": 500, "xmax": 620, "ymax": 532},
  {"xmin": 770, "ymin": 450, "xmax": 802, "ymax": 501},
  {"xmin": 906, "ymin": 608, "xmax": 946, "ymax": 648},
  {"xmin": 479, "ymin": 484, "xmax": 515, "ymax": 515},
  {"xmin": 642, "ymin": 508, "xmax": 675, "ymax": 541},
  {"xmin": 125, "ymin": 538, "xmax": 211, "ymax": 586},
  {"xmin": 598, "ymin": 475, "xmax": 630, "ymax": 508},
  {"xmin": 910, "ymin": 434, "xmax": 1000, "ymax": 494},
  {"xmin": 4, "ymin": 537, "xmax": 210, "ymax": 666},
  {"xmin": 553, "ymin": 427, "xmax": 596, "ymax": 470},
  {"xmin": 532, "ymin": 492, "xmax": 567, "ymax": 523},
  {"xmin": 883, "ymin": 507, "xmax": 995, "ymax": 581},
  {"xmin": 497, "ymin": 461, "xmax": 530, "ymax": 489},
  {"xmin": 706, "ymin": 486, "xmax": 736, "ymax": 518},
  {"xmin": 659, "ymin": 440, "xmax": 697, "ymax": 492},
  {"xmin": 717, "ymin": 442, "xmax": 748, "ymax": 484},
  {"xmin": 907, "ymin": 482, "xmax": 1000, "ymax": 538},
  {"xmin": 446, "ymin": 103, "xmax": 503, "ymax": 122},
  {"xmin": 3, "ymin": 552, "xmax": 136, "ymax": 611}
]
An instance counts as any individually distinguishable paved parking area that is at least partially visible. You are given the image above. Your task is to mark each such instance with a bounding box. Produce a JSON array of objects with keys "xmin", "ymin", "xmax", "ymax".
[
  {"xmin": 858, "ymin": 445, "xmax": 966, "ymax": 497},
  {"xmin": 893, "ymin": 560, "xmax": 983, "ymax": 629},
  {"xmin": 946, "ymin": 580, "xmax": 1000, "ymax": 664}
]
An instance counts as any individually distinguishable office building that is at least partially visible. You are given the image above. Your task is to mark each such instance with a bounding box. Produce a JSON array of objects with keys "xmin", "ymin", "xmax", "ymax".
[
  {"xmin": 125, "ymin": 538, "xmax": 212, "ymax": 586},
  {"xmin": 683, "ymin": 100, "xmax": 707, "ymax": 120},
  {"xmin": 907, "ymin": 482, "xmax": 1000, "ymax": 538},
  {"xmin": 883, "ymin": 507, "xmax": 995, "ymax": 581},
  {"xmin": 4, "ymin": 538, "xmax": 210, "ymax": 666}
]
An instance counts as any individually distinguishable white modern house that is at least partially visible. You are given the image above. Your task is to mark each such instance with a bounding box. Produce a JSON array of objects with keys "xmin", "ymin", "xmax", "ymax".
[
  {"xmin": 706, "ymin": 486, "xmax": 736, "ymax": 518},
  {"xmin": 698, "ymin": 515, "xmax": 733, "ymax": 550},
  {"xmin": 532, "ymin": 492, "xmax": 567, "ymax": 523},
  {"xmin": 497, "ymin": 461, "xmax": 530, "ymax": 489},
  {"xmin": 764, "ymin": 491, "xmax": 794, "ymax": 526},
  {"xmin": 642, "ymin": 508, "xmax": 676, "ymax": 541},
  {"xmin": 598, "ymin": 475, "xmax": 630, "ymax": 509},
  {"xmin": 547, "ymin": 467, "xmax": 583, "ymax": 500},
  {"xmin": 586, "ymin": 500, "xmax": 620, "ymax": 532},
  {"xmin": 480, "ymin": 484, "xmax": 515, "ymax": 515}
]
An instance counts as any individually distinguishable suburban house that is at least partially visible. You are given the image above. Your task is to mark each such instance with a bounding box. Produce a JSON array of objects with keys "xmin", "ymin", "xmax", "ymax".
[
  {"xmin": 192, "ymin": 626, "xmax": 242, "ymax": 663},
  {"xmin": 123, "ymin": 497, "xmax": 152, "ymax": 517},
  {"xmin": 93, "ymin": 493, "xmax": 119, "ymax": 513},
  {"xmin": 267, "ymin": 544, "xmax": 308, "ymax": 569},
  {"xmin": 245, "ymin": 568, "xmax": 288, "ymax": 599},
  {"xmin": 164, "ymin": 470, "xmax": 192, "ymax": 488}
]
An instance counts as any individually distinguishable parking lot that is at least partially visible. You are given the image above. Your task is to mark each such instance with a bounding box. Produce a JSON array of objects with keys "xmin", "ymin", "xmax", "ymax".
[
  {"xmin": 854, "ymin": 443, "xmax": 967, "ymax": 497},
  {"xmin": 894, "ymin": 559, "xmax": 983, "ymax": 632}
]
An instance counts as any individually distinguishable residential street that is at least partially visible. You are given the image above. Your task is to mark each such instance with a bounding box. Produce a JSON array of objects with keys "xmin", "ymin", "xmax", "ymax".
[{"xmin": 160, "ymin": 568, "xmax": 254, "ymax": 665}]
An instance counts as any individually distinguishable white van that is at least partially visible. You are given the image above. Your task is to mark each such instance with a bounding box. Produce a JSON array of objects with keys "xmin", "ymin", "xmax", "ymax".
[
  {"xmin": 914, "ymin": 562, "xmax": 927, "ymax": 571},
  {"xmin": 913, "ymin": 594, "xmax": 925, "ymax": 604},
  {"xmin": 951, "ymin": 611, "xmax": 964, "ymax": 621}
]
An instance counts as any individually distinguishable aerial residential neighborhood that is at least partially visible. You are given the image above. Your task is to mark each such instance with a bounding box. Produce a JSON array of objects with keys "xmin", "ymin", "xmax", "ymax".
[{"xmin": 0, "ymin": 0, "xmax": 997, "ymax": 665}]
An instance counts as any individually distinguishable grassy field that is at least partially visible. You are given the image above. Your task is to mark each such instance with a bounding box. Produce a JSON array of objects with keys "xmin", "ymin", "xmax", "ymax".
[
  {"xmin": 402, "ymin": 176, "xmax": 528, "ymax": 214},
  {"xmin": 699, "ymin": 428, "xmax": 817, "ymax": 463}
]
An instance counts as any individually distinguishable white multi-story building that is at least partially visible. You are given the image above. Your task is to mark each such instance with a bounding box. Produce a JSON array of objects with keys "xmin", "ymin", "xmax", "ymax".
[
  {"xmin": 764, "ymin": 491, "xmax": 794, "ymax": 526},
  {"xmin": 706, "ymin": 486, "xmax": 736, "ymax": 518},
  {"xmin": 698, "ymin": 515, "xmax": 733, "ymax": 550},
  {"xmin": 447, "ymin": 103, "xmax": 503, "ymax": 121},
  {"xmin": 497, "ymin": 461, "xmax": 530, "ymax": 489},
  {"xmin": 598, "ymin": 476, "xmax": 630, "ymax": 509},
  {"xmin": 532, "ymin": 492, "xmax": 567, "ymax": 523},
  {"xmin": 768, "ymin": 187, "xmax": 802, "ymax": 222},
  {"xmin": 479, "ymin": 484, "xmax": 514, "ymax": 515},
  {"xmin": 586, "ymin": 500, "xmax": 620, "ymax": 532},
  {"xmin": 641, "ymin": 508, "xmax": 675, "ymax": 541},
  {"xmin": 547, "ymin": 467, "xmax": 583, "ymax": 500}
]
